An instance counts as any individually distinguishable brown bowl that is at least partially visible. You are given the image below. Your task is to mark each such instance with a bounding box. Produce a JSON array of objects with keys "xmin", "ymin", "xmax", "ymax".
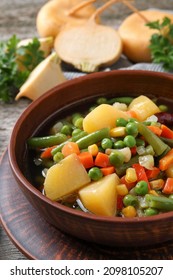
[{"xmin": 8, "ymin": 70, "xmax": 173, "ymax": 247}]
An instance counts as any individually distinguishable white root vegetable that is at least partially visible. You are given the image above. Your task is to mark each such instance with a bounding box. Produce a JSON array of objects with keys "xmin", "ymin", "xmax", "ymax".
[
  {"xmin": 119, "ymin": 9, "xmax": 173, "ymax": 62},
  {"xmin": 54, "ymin": 0, "xmax": 122, "ymax": 72},
  {"xmin": 36, "ymin": 0, "xmax": 97, "ymax": 38},
  {"xmin": 15, "ymin": 52, "xmax": 66, "ymax": 101}
]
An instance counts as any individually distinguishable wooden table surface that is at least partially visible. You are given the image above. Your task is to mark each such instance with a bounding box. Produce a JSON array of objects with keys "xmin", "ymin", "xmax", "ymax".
[{"xmin": 0, "ymin": 0, "xmax": 173, "ymax": 260}]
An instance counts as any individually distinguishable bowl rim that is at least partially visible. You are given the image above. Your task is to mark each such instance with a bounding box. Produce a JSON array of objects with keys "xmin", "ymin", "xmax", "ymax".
[{"xmin": 8, "ymin": 69, "xmax": 173, "ymax": 224}]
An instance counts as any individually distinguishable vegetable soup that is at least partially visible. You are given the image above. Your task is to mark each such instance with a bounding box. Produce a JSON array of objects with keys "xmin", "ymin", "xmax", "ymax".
[{"xmin": 27, "ymin": 95, "xmax": 173, "ymax": 218}]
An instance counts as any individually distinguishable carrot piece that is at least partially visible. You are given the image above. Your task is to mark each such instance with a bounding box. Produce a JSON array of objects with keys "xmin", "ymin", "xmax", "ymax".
[
  {"xmin": 94, "ymin": 152, "xmax": 110, "ymax": 167},
  {"xmin": 162, "ymin": 178, "xmax": 173, "ymax": 194},
  {"xmin": 61, "ymin": 142, "xmax": 80, "ymax": 157},
  {"xmin": 40, "ymin": 146, "xmax": 56, "ymax": 159},
  {"xmin": 147, "ymin": 125, "xmax": 162, "ymax": 136},
  {"xmin": 78, "ymin": 152, "xmax": 94, "ymax": 169},
  {"xmin": 100, "ymin": 166, "xmax": 115, "ymax": 176},
  {"xmin": 126, "ymin": 110, "xmax": 138, "ymax": 119},
  {"xmin": 120, "ymin": 175, "xmax": 136, "ymax": 190},
  {"xmin": 132, "ymin": 163, "xmax": 150, "ymax": 190},
  {"xmin": 145, "ymin": 167, "xmax": 160, "ymax": 180},
  {"xmin": 161, "ymin": 124, "xmax": 173, "ymax": 139},
  {"xmin": 159, "ymin": 149, "xmax": 173, "ymax": 171}
]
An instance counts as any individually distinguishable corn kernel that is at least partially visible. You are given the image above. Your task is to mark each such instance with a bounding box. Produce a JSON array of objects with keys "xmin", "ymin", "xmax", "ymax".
[
  {"xmin": 88, "ymin": 144, "xmax": 99, "ymax": 156},
  {"xmin": 125, "ymin": 168, "xmax": 137, "ymax": 183},
  {"xmin": 149, "ymin": 190, "xmax": 159, "ymax": 196},
  {"xmin": 116, "ymin": 184, "xmax": 128, "ymax": 196},
  {"xmin": 122, "ymin": 206, "xmax": 137, "ymax": 218},
  {"xmin": 110, "ymin": 127, "xmax": 126, "ymax": 137},
  {"xmin": 150, "ymin": 179, "xmax": 164, "ymax": 190}
]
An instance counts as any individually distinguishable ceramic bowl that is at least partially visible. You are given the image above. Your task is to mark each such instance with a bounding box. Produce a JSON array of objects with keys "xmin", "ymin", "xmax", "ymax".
[{"xmin": 8, "ymin": 70, "xmax": 173, "ymax": 247}]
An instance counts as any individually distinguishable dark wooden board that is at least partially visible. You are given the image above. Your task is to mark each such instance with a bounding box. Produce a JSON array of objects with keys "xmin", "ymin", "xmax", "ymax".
[{"xmin": 0, "ymin": 151, "xmax": 173, "ymax": 260}]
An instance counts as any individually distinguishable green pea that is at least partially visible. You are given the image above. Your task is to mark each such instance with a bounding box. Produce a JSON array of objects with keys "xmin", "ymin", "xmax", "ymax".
[
  {"xmin": 61, "ymin": 125, "xmax": 72, "ymax": 135},
  {"xmin": 169, "ymin": 194, "xmax": 173, "ymax": 200},
  {"xmin": 159, "ymin": 104, "xmax": 168, "ymax": 112},
  {"xmin": 134, "ymin": 180, "xmax": 148, "ymax": 196},
  {"xmin": 125, "ymin": 122, "xmax": 138, "ymax": 136},
  {"xmin": 144, "ymin": 208, "xmax": 159, "ymax": 216},
  {"xmin": 97, "ymin": 97, "xmax": 107, "ymax": 105},
  {"xmin": 128, "ymin": 118, "xmax": 138, "ymax": 123},
  {"xmin": 136, "ymin": 138, "xmax": 145, "ymax": 147},
  {"xmin": 72, "ymin": 113, "xmax": 82, "ymax": 125},
  {"xmin": 72, "ymin": 128, "xmax": 82, "ymax": 137},
  {"xmin": 101, "ymin": 138, "xmax": 113, "ymax": 149},
  {"xmin": 74, "ymin": 117, "xmax": 84, "ymax": 129},
  {"xmin": 123, "ymin": 135, "xmax": 136, "ymax": 148},
  {"xmin": 53, "ymin": 152, "xmax": 64, "ymax": 163},
  {"xmin": 116, "ymin": 118, "xmax": 128, "ymax": 127},
  {"xmin": 109, "ymin": 151, "xmax": 124, "ymax": 167},
  {"xmin": 88, "ymin": 167, "xmax": 103, "ymax": 181},
  {"xmin": 123, "ymin": 194, "xmax": 138, "ymax": 207},
  {"xmin": 113, "ymin": 140, "xmax": 125, "ymax": 149}
]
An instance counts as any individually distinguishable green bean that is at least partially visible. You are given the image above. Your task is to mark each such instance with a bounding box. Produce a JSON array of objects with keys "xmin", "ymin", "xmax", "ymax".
[
  {"xmin": 107, "ymin": 97, "xmax": 134, "ymax": 105},
  {"xmin": 27, "ymin": 133, "xmax": 68, "ymax": 149},
  {"xmin": 145, "ymin": 194, "xmax": 173, "ymax": 211},
  {"xmin": 76, "ymin": 128, "xmax": 110, "ymax": 150},
  {"xmin": 160, "ymin": 137, "xmax": 173, "ymax": 148},
  {"xmin": 51, "ymin": 131, "xmax": 88, "ymax": 155},
  {"xmin": 116, "ymin": 155, "xmax": 139, "ymax": 176},
  {"xmin": 137, "ymin": 122, "xmax": 170, "ymax": 156}
]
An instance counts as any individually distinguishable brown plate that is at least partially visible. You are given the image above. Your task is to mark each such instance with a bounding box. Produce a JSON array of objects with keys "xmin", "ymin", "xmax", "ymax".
[{"xmin": 1, "ymin": 150, "xmax": 173, "ymax": 260}]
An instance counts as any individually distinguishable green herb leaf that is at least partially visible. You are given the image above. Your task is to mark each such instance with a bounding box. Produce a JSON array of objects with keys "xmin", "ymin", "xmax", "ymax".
[
  {"xmin": 0, "ymin": 35, "xmax": 45, "ymax": 103},
  {"xmin": 146, "ymin": 17, "xmax": 173, "ymax": 71}
]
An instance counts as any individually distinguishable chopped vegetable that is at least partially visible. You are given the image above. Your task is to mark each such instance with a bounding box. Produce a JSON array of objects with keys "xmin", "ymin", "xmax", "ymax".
[{"xmin": 159, "ymin": 149, "xmax": 173, "ymax": 171}]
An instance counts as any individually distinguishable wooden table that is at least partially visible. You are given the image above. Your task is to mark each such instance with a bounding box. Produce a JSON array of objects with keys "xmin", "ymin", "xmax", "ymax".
[{"xmin": 1, "ymin": 0, "xmax": 173, "ymax": 260}]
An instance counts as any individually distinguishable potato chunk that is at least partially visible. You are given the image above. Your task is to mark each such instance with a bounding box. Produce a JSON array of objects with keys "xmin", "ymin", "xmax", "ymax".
[
  {"xmin": 79, "ymin": 173, "xmax": 120, "ymax": 216},
  {"xmin": 128, "ymin": 95, "xmax": 160, "ymax": 121},
  {"xmin": 44, "ymin": 153, "xmax": 90, "ymax": 200},
  {"xmin": 83, "ymin": 104, "xmax": 129, "ymax": 133}
]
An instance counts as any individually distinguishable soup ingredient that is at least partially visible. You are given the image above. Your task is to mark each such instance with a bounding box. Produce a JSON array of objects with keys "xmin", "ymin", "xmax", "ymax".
[
  {"xmin": 79, "ymin": 173, "xmax": 119, "ymax": 216},
  {"xmin": 36, "ymin": 0, "xmax": 97, "ymax": 38},
  {"xmin": 145, "ymin": 194, "xmax": 173, "ymax": 211},
  {"xmin": 146, "ymin": 17, "xmax": 173, "ymax": 71},
  {"xmin": 15, "ymin": 52, "xmax": 66, "ymax": 101},
  {"xmin": 0, "ymin": 35, "xmax": 45, "ymax": 103},
  {"xmin": 83, "ymin": 104, "xmax": 129, "ymax": 133},
  {"xmin": 118, "ymin": 10, "xmax": 173, "ymax": 62},
  {"xmin": 54, "ymin": 0, "xmax": 122, "ymax": 72},
  {"xmin": 44, "ymin": 153, "xmax": 91, "ymax": 200},
  {"xmin": 27, "ymin": 133, "xmax": 67, "ymax": 149},
  {"xmin": 128, "ymin": 95, "xmax": 160, "ymax": 121}
]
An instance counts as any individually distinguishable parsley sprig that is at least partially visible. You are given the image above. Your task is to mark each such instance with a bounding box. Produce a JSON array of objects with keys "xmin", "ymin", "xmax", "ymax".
[
  {"xmin": 0, "ymin": 35, "xmax": 44, "ymax": 103},
  {"xmin": 146, "ymin": 17, "xmax": 173, "ymax": 71}
]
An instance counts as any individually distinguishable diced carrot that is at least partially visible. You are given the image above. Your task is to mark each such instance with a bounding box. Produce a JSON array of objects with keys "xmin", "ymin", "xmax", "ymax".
[
  {"xmin": 159, "ymin": 148, "xmax": 173, "ymax": 171},
  {"xmin": 161, "ymin": 124, "xmax": 173, "ymax": 139},
  {"xmin": 95, "ymin": 152, "xmax": 110, "ymax": 168},
  {"xmin": 126, "ymin": 110, "xmax": 138, "ymax": 119},
  {"xmin": 162, "ymin": 178, "xmax": 173, "ymax": 194},
  {"xmin": 132, "ymin": 163, "xmax": 150, "ymax": 190},
  {"xmin": 100, "ymin": 166, "xmax": 115, "ymax": 176},
  {"xmin": 147, "ymin": 125, "xmax": 162, "ymax": 136},
  {"xmin": 40, "ymin": 146, "xmax": 56, "ymax": 159},
  {"xmin": 120, "ymin": 175, "xmax": 136, "ymax": 190},
  {"xmin": 78, "ymin": 152, "xmax": 94, "ymax": 169},
  {"xmin": 61, "ymin": 142, "xmax": 80, "ymax": 157},
  {"xmin": 145, "ymin": 167, "xmax": 160, "ymax": 180}
]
